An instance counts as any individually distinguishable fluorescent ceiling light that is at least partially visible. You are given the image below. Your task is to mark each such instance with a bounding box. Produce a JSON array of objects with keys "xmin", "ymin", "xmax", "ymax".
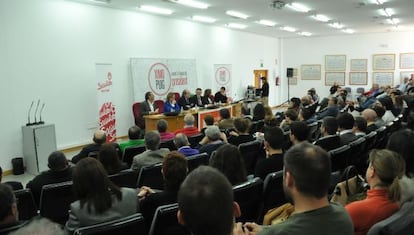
[
  {"xmin": 382, "ymin": 8, "xmax": 393, "ymax": 17},
  {"xmin": 329, "ymin": 22, "xmax": 344, "ymax": 29},
  {"xmin": 225, "ymin": 10, "xmax": 249, "ymax": 19},
  {"xmin": 192, "ymin": 15, "xmax": 216, "ymax": 23},
  {"xmin": 376, "ymin": 0, "xmax": 384, "ymax": 5},
  {"xmin": 342, "ymin": 28, "xmax": 355, "ymax": 34},
  {"xmin": 280, "ymin": 26, "xmax": 297, "ymax": 32},
  {"xmin": 172, "ymin": 0, "xmax": 209, "ymax": 9},
  {"xmin": 139, "ymin": 5, "xmax": 173, "ymax": 15},
  {"xmin": 286, "ymin": 3, "xmax": 311, "ymax": 13},
  {"xmin": 298, "ymin": 32, "xmax": 312, "ymax": 36},
  {"xmin": 387, "ymin": 18, "xmax": 400, "ymax": 25},
  {"xmin": 311, "ymin": 14, "xmax": 330, "ymax": 22},
  {"xmin": 257, "ymin": 20, "xmax": 277, "ymax": 27},
  {"xmin": 88, "ymin": 0, "xmax": 109, "ymax": 4},
  {"xmin": 227, "ymin": 23, "xmax": 247, "ymax": 29}
]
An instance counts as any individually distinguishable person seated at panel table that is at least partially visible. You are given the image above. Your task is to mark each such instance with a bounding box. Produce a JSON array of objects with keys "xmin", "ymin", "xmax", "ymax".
[
  {"xmin": 138, "ymin": 92, "xmax": 159, "ymax": 128},
  {"xmin": 214, "ymin": 86, "xmax": 228, "ymax": 104},
  {"xmin": 202, "ymin": 89, "xmax": 214, "ymax": 106},
  {"xmin": 190, "ymin": 88, "xmax": 204, "ymax": 108},
  {"xmin": 177, "ymin": 89, "xmax": 193, "ymax": 110},
  {"xmin": 164, "ymin": 92, "xmax": 181, "ymax": 113}
]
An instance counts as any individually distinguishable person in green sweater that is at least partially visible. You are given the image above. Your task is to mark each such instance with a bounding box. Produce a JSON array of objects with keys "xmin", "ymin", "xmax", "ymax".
[{"xmin": 119, "ymin": 126, "xmax": 144, "ymax": 153}]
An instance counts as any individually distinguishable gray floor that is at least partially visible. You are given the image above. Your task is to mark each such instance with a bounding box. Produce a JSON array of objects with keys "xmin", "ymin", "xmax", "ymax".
[{"xmin": 3, "ymin": 172, "xmax": 35, "ymax": 186}]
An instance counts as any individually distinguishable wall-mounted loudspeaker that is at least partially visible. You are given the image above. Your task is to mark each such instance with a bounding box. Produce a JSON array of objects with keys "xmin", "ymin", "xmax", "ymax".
[{"xmin": 287, "ymin": 68, "xmax": 293, "ymax": 78}]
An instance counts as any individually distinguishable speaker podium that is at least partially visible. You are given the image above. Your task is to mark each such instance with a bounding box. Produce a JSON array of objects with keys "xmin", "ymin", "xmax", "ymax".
[{"xmin": 22, "ymin": 124, "xmax": 57, "ymax": 175}]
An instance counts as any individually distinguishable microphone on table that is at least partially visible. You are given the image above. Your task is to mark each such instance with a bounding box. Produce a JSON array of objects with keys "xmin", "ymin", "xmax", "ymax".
[
  {"xmin": 38, "ymin": 103, "xmax": 45, "ymax": 124},
  {"xmin": 33, "ymin": 99, "xmax": 40, "ymax": 124},
  {"xmin": 26, "ymin": 101, "xmax": 34, "ymax": 126}
]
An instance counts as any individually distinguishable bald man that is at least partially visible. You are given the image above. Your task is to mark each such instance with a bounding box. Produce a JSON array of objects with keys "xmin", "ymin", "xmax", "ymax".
[
  {"xmin": 72, "ymin": 130, "xmax": 107, "ymax": 164},
  {"xmin": 361, "ymin": 109, "xmax": 378, "ymax": 133}
]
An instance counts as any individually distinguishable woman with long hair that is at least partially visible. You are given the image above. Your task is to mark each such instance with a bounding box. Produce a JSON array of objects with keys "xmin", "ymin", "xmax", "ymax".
[{"xmin": 98, "ymin": 144, "xmax": 128, "ymax": 175}]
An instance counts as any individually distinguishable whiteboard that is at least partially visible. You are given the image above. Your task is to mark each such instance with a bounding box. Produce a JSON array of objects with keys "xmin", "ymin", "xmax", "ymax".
[
  {"xmin": 349, "ymin": 72, "xmax": 368, "ymax": 85},
  {"xmin": 373, "ymin": 72, "xmax": 394, "ymax": 86},
  {"xmin": 373, "ymin": 54, "xmax": 395, "ymax": 70},
  {"xmin": 325, "ymin": 72, "xmax": 345, "ymax": 86},
  {"xmin": 350, "ymin": 59, "xmax": 368, "ymax": 71},
  {"xmin": 400, "ymin": 53, "xmax": 414, "ymax": 69},
  {"xmin": 301, "ymin": 64, "xmax": 321, "ymax": 80},
  {"xmin": 325, "ymin": 55, "xmax": 346, "ymax": 71}
]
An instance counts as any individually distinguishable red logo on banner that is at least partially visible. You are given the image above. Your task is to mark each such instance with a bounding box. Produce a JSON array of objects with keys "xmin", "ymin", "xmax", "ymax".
[
  {"xmin": 215, "ymin": 67, "xmax": 231, "ymax": 85},
  {"xmin": 99, "ymin": 102, "xmax": 117, "ymax": 142},
  {"xmin": 97, "ymin": 72, "xmax": 113, "ymax": 92},
  {"xmin": 148, "ymin": 63, "xmax": 172, "ymax": 96}
]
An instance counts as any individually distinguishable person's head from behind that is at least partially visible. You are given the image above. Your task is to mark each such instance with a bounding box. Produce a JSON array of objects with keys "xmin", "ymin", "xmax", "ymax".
[
  {"xmin": 299, "ymin": 108, "xmax": 312, "ymax": 121},
  {"xmin": 204, "ymin": 114, "xmax": 214, "ymax": 126},
  {"xmin": 233, "ymin": 117, "xmax": 251, "ymax": 134},
  {"xmin": 336, "ymin": 112, "xmax": 355, "ymax": 131},
  {"xmin": 376, "ymin": 96, "xmax": 394, "ymax": 111},
  {"xmin": 219, "ymin": 109, "xmax": 231, "ymax": 120},
  {"xmin": 264, "ymin": 126, "xmax": 284, "ymax": 151},
  {"xmin": 264, "ymin": 105, "xmax": 273, "ymax": 117},
  {"xmin": 156, "ymin": 119, "xmax": 169, "ymax": 133},
  {"xmin": 48, "ymin": 151, "xmax": 68, "ymax": 172},
  {"xmin": 253, "ymin": 103, "xmax": 265, "ymax": 120},
  {"xmin": 353, "ymin": 116, "xmax": 367, "ymax": 133},
  {"xmin": 73, "ymin": 158, "xmax": 121, "ymax": 213},
  {"xmin": 98, "ymin": 144, "xmax": 122, "ymax": 175},
  {"xmin": 177, "ymin": 166, "xmax": 240, "ymax": 235},
  {"xmin": 128, "ymin": 126, "xmax": 142, "ymax": 140},
  {"xmin": 328, "ymin": 96, "xmax": 338, "ymax": 107},
  {"xmin": 289, "ymin": 97, "xmax": 301, "ymax": 109},
  {"xmin": 174, "ymin": 133, "xmax": 190, "ymax": 149},
  {"xmin": 205, "ymin": 126, "xmax": 221, "ymax": 142},
  {"xmin": 361, "ymin": 108, "xmax": 377, "ymax": 123},
  {"xmin": 209, "ymin": 144, "xmax": 246, "ymax": 185},
  {"xmin": 10, "ymin": 218, "xmax": 67, "ymax": 235},
  {"xmin": 373, "ymin": 106, "xmax": 385, "ymax": 118},
  {"xmin": 162, "ymin": 152, "xmax": 188, "ymax": 190},
  {"xmin": 184, "ymin": 113, "xmax": 195, "ymax": 126},
  {"xmin": 0, "ymin": 183, "xmax": 17, "ymax": 225},
  {"xmin": 289, "ymin": 121, "xmax": 309, "ymax": 144},
  {"xmin": 387, "ymin": 129, "xmax": 414, "ymax": 177},
  {"xmin": 284, "ymin": 109, "xmax": 298, "ymax": 123},
  {"xmin": 366, "ymin": 149, "xmax": 405, "ymax": 202},
  {"xmin": 144, "ymin": 131, "xmax": 161, "ymax": 151},
  {"xmin": 93, "ymin": 130, "xmax": 106, "ymax": 145},
  {"xmin": 322, "ymin": 117, "xmax": 338, "ymax": 136},
  {"xmin": 283, "ymin": 142, "xmax": 331, "ymax": 203}
]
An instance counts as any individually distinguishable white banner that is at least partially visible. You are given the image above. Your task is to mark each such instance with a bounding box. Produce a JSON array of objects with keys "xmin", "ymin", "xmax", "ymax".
[
  {"xmin": 130, "ymin": 58, "xmax": 198, "ymax": 101},
  {"xmin": 214, "ymin": 64, "xmax": 232, "ymax": 102},
  {"xmin": 96, "ymin": 63, "xmax": 117, "ymax": 143}
]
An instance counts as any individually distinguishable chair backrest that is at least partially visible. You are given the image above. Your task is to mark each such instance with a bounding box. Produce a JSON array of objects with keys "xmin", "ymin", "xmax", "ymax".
[
  {"xmin": 259, "ymin": 171, "xmax": 286, "ymax": 223},
  {"xmin": 356, "ymin": 87, "xmax": 365, "ymax": 94},
  {"xmin": 14, "ymin": 188, "xmax": 38, "ymax": 220},
  {"xmin": 364, "ymin": 131, "xmax": 377, "ymax": 152},
  {"xmin": 160, "ymin": 139, "xmax": 176, "ymax": 151},
  {"xmin": 186, "ymin": 153, "xmax": 209, "ymax": 172},
  {"xmin": 187, "ymin": 133, "xmax": 204, "ymax": 148},
  {"xmin": 307, "ymin": 122, "xmax": 320, "ymax": 142},
  {"xmin": 233, "ymin": 177, "xmax": 264, "ymax": 223},
  {"xmin": 328, "ymin": 145, "xmax": 351, "ymax": 172},
  {"xmin": 74, "ymin": 213, "xmax": 146, "ymax": 235},
  {"xmin": 374, "ymin": 126, "xmax": 388, "ymax": 149},
  {"xmin": 367, "ymin": 201, "xmax": 414, "ymax": 235},
  {"xmin": 39, "ymin": 181, "xmax": 75, "ymax": 224},
  {"xmin": 329, "ymin": 170, "xmax": 342, "ymax": 195},
  {"xmin": 348, "ymin": 137, "xmax": 366, "ymax": 168},
  {"xmin": 149, "ymin": 203, "xmax": 190, "ymax": 235},
  {"xmin": 250, "ymin": 120, "xmax": 265, "ymax": 134},
  {"xmin": 122, "ymin": 144, "xmax": 146, "ymax": 167},
  {"xmin": 132, "ymin": 102, "xmax": 141, "ymax": 119},
  {"xmin": 173, "ymin": 92, "xmax": 180, "ymax": 102},
  {"xmin": 238, "ymin": 140, "xmax": 265, "ymax": 175},
  {"xmin": 137, "ymin": 163, "xmax": 164, "ymax": 190},
  {"xmin": 282, "ymin": 131, "xmax": 292, "ymax": 151},
  {"xmin": 108, "ymin": 169, "xmax": 139, "ymax": 188},
  {"xmin": 154, "ymin": 100, "xmax": 164, "ymax": 113}
]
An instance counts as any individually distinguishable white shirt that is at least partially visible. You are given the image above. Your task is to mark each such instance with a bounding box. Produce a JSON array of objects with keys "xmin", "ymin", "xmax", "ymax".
[{"xmin": 382, "ymin": 110, "xmax": 395, "ymax": 124}]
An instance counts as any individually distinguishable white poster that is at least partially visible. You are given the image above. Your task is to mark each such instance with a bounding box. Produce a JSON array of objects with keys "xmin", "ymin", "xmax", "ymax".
[
  {"xmin": 214, "ymin": 64, "xmax": 232, "ymax": 102},
  {"xmin": 96, "ymin": 63, "xmax": 117, "ymax": 143},
  {"xmin": 130, "ymin": 58, "xmax": 198, "ymax": 101}
]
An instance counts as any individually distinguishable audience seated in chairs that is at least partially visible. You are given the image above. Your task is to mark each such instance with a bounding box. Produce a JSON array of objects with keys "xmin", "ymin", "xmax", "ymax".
[
  {"xmin": 239, "ymin": 142, "xmax": 353, "ymax": 235},
  {"xmin": 254, "ymin": 127, "xmax": 284, "ymax": 181},
  {"xmin": 137, "ymin": 91, "xmax": 159, "ymax": 129},
  {"xmin": 362, "ymin": 109, "xmax": 380, "ymax": 133},
  {"xmin": 98, "ymin": 144, "xmax": 128, "ymax": 175},
  {"xmin": 299, "ymin": 107, "xmax": 317, "ymax": 124},
  {"xmin": 177, "ymin": 166, "xmax": 241, "ymax": 235},
  {"xmin": 200, "ymin": 114, "xmax": 214, "ymax": 135},
  {"xmin": 138, "ymin": 151, "xmax": 188, "ymax": 229},
  {"xmin": 289, "ymin": 121, "xmax": 309, "ymax": 146},
  {"xmin": 157, "ymin": 119, "xmax": 175, "ymax": 141},
  {"xmin": 119, "ymin": 126, "xmax": 144, "ymax": 154},
  {"xmin": 316, "ymin": 96, "xmax": 339, "ymax": 120},
  {"xmin": 337, "ymin": 112, "xmax": 359, "ymax": 146},
  {"xmin": 65, "ymin": 158, "xmax": 138, "ymax": 233},
  {"xmin": 72, "ymin": 130, "xmax": 108, "ymax": 164},
  {"xmin": 376, "ymin": 96, "xmax": 395, "ymax": 124},
  {"xmin": 197, "ymin": 126, "xmax": 227, "ymax": 157},
  {"xmin": 0, "ymin": 166, "xmax": 23, "ymax": 191},
  {"xmin": 26, "ymin": 151, "xmax": 73, "ymax": 207},
  {"xmin": 218, "ymin": 109, "xmax": 234, "ymax": 130},
  {"xmin": 174, "ymin": 113, "xmax": 199, "ymax": 136},
  {"xmin": 346, "ymin": 150, "xmax": 405, "ymax": 235},
  {"xmin": 373, "ymin": 106, "xmax": 386, "ymax": 128},
  {"xmin": 131, "ymin": 131, "xmax": 170, "ymax": 173},
  {"xmin": 252, "ymin": 103, "xmax": 265, "ymax": 122},
  {"xmin": 228, "ymin": 118, "xmax": 254, "ymax": 147},
  {"xmin": 313, "ymin": 117, "xmax": 341, "ymax": 152},
  {"xmin": 289, "ymin": 97, "xmax": 301, "ymax": 114},
  {"xmin": 10, "ymin": 218, "xmax": 66, "ymax": 235},
  {"xmin": 353, "ymin": 116, "xmax": 367, "ymax": 137},
  {"xmin": 279, "ymin": 109, "xmax": 298, "ymax": 132},
  {"xmin": 0, "ymin": 183, "xmax": 28, "ymax": 234},
  {"xmin": 209, "ymin": 144, "xmax": 247, "ymax": 185},
  {"xmin": 174, "ymin": 134, "xmax": 199, "ymax": 157}
]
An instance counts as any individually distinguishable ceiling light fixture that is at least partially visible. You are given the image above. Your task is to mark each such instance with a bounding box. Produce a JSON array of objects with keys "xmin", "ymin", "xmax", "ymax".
[
  {"xmin": 298, "ymin": 32, "xmax": 312, "ymax": 36},
  {"xmin": 383, "ymin": 8, "xmax": 393, "ymax": 17},
  {"xmin": 286, "ymin": 2, "xmax": 311, "ymax": 13},
  {"xmin": 311, "ymin": 14, "xmax": 330, "ymax": 22},
  {"xmin": 227, "ymin": 23, "xmax": 247, "ymax": 29},
  {"xmin": 139, "ymin": 5, "xmax": 173, "ymax": 15},
  {"xmin": 329, "ymin": 22, "xmax": 344, "ymax": 29},
  {"xmin": 342, "ymin": 28, "xmax": 355, "ymax": 34},
  {"xmin": 387, "ymin": 18, "xmax": 400, "ymax": 25},
  {"xmin": 172, "ymin": 0, "xmax": 209, "ymax": 9},
  {"xmin": 280, "ymin": 26, "xmax": 297, "ymax": 32},
  {"xmin": 375, "ymin": 0, "xmax": 384, "ymax": 5},
  {"xmin": 257, "ymin": 20, "xmax": 277, "ymax": 27},
  {"xmin": 192, "ymin": 15, "xmax": 216, "ymax": 23},
  {"xmin": 88, "ymin": 0, "xmax": 110, "ymax": 4},
  {"xmin": 225, "ymin": 10, "xmax": 249, "ymax": 19}
]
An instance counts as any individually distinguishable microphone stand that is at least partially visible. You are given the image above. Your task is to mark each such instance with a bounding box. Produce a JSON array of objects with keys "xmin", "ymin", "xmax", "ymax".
[
  {"xmin": 26, "ymin": 101, "xmax": 34, "ymax": 126},
  {"xmin": 38, "ymin": 103, "xmax": 45, "ymax": 124}
]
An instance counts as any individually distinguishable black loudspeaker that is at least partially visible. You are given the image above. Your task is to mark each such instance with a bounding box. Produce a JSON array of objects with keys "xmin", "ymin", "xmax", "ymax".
[{"xmin": 287, "ymin": 68, "xmax": 294, "ymax": 78}]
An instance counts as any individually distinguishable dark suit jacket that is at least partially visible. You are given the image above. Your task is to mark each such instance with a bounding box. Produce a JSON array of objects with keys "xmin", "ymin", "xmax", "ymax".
[
  {"xmin": 190, "ymin": 95, "xmax": 204, "ymax": 107},
  {"xmin": 198, "ymin": 141, "xmax": 225, "ymax": 157},
  {"xmin": 137, "ymin": 101, "xmax": 158, "ymax": 128},
  {"xmin": 228, "ymin": 134, "xmax": 255, "ymax": 147},
  {"xmin": 201, "ymin": 96, "xmax": 213, "ymax": 105},
  {"xmin": 254, "ymin": 153, "xmax": 284, "ymax": 181},
  {"xmin": 177, "ymin": 97, "xmax": 193, "ymax": 110},
  {"xmin": 72, "ymin": 144, "xmax": 102, "ymax": 164},
  {"xmin": 339, "ymin": 132, "xmax": 359, "ymax": 146},
  {"xmin": 214, "ymin": 92, "xmax": 227, "ymax": 103},
  {"xmin": 366, "ymin": 123, "xmax": 378, "ymax": 133},
  {"xmin": 314, "ymin": 135, "xmax": 341, "ymax": 151},
  {"xmin": 316, "ymin": 106, "xmax": 339, "ymax": 120}
]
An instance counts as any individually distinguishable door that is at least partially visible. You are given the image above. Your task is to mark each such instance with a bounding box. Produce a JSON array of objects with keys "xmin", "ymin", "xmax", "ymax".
[{"xmin": 253, "ymin": 70, "xmax": 268, "ymax": 88}]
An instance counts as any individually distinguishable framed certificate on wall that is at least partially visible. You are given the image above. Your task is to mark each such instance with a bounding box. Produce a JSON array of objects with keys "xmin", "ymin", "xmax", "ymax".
[
  {"xmin": 350, "ymin": 59, "xmax": 368, "ymax": 71},
  {"xmin": 373, "ymin": 72, "xmax": 394, "ymax": 86},
  {"xmin": 325, "ymin": 55, "xmax": 346, "ymax": 71},
  {"xmin": 301, "ymin": 64, "xmax": 321, "ymax": 80},
  {"xmin": 325, "ymin": 72, "xmax": 345, "ymax": 86},
  {"xmin": 400, "ymin": 53, "xmax": 414, "ymax": 69},
  {"xmin": 373, "ymin": 54, "xmax": 395, "ymax": 70},
  {"xmin": 349, "ymin": 72, "xmax": 368, "ymax": 85}
]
